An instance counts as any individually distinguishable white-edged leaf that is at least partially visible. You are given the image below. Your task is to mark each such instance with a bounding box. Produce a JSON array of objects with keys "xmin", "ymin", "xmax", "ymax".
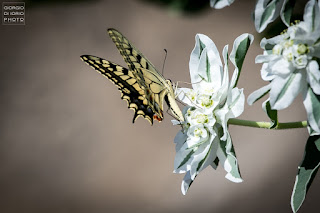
[
  {"xmin": 291, "ymin": 135, "xmax": 320, "ymax": 213},
  {"xmin": 270, "ymin": 71, "xmax": 306, "ymax": 110},
  {"xmin": 262, "ymin": 99, "xmax": 278, "ymax": 128},
  {"xmin": 308, "ymin": 125, "xmax": 320, "ymax": 136},
  {"xmin": 280, "ymin": 0, "xmax": 296, "ymax": 27},
  {"xmin": 210, "ymin": 0, "xmax": 235, "ymax": 9},
  {"xmin": 216, "ymin": 132, "xmax": 242, "ymax": 183},
  {"xmin": 230, "ymin": 33, "xmax": 254, "ymax": 88},
  {"xmin": 247, "ymin": 84, "xmax": 271, "ymax": 105},
  {"xmin": 303, "ymin": 87, "xmax": 320, "ymax": 134},
  {"xmin": 254, "ymin": 0, "xmax": 284, "ymax": 33},
  {"xmin": 189, "ymin": 134, "xmax": 219, "ymax": 180},
  {"xmin": 216, "ymin": 88, "xmax": 244, "ymax": 141},
  {"xmin": 306, "ymin": 60, "xmax": 320, "ymax": 95},
  {"xmin": 181, "ymin": 171, "xmax": 195, "ymax": 195},
  {"xmin": 189, "ymin": 34, "xmax": 223, "ymax": 90},
  {"xmin": 303, "ymin": 0, "xmax": 320, "ymax": 33}
]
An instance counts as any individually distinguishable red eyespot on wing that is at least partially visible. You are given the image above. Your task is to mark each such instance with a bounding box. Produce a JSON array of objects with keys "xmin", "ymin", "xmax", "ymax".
[{"xmin": 153, "ymin": 115, "xmax": 162, "ymax": 122}]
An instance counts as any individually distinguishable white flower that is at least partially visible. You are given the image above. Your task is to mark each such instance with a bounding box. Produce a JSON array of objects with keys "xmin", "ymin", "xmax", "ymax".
[
  {"xmin": 187, "ymin": 108, "xmax": 216, "ymax": 127},
  {"xmin": 172, "ymin": 32, "xmax": 253, "ymax": 194},
  {"xmin": 248, "ymin": 0, "xmax": 320, "ymax": 134}
]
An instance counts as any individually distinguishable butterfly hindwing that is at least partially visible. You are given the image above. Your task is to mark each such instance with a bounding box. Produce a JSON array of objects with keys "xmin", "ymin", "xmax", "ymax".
[{"xmin": 80, "ymin": 55, "xmax": 155, "ymax": 124}]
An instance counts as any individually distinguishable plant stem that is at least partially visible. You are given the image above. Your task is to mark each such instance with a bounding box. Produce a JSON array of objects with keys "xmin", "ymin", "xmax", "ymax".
[{"xmin": 228, "ymin": 118, "xmax": 308, "ymax": 129}]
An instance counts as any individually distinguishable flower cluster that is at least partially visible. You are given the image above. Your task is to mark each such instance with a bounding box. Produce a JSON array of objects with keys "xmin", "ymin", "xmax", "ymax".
[
  {"xmin": 172, "ymin": 33, "xmax": 253, "ymax": 194},
  {"xmin": 248, "ymin": 0, "xmax": 320, "ymax": 134}
]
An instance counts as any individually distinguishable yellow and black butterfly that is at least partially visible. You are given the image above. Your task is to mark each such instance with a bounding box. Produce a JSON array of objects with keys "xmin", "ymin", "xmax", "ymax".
[{"xmin": 80, "ymin": 28, "xmax": 184, "ymax": 125}]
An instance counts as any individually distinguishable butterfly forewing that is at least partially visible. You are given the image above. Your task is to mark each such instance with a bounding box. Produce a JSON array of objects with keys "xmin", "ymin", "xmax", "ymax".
[
  {"xmin": 80, "ymin": 55, "xmax": 155, "ymax": 124},
  {"xmin": 107, "ymin": 28, "xmax": 159, "ymax": 74}
]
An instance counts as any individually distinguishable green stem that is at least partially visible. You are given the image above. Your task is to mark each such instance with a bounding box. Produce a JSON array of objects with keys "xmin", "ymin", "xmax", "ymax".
[{"xmin": 228, "ymin": 118, "xmax": 308, "ymax": 129}]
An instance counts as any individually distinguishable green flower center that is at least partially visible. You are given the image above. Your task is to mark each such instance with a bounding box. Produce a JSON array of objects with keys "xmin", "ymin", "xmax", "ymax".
[
  {"xmin": 194, "ymin": 128, "xmax": 203, "ymax": 137},
  {"xmin": 195, "ymin": 114, "xmax": 208, "ymax": 124},
  {"xmin": 199, "ymin": 96, "xmax": 214, "ymax": 108},
  {"xmin": 297, "ymin": 44, "xmax": 308, "ymax": 55}
]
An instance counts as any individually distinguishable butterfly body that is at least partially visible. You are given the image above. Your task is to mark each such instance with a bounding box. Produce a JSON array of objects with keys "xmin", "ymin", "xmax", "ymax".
[{"xmin": 80, "ymin": 28, "xmax": 184, "ymax": 125}]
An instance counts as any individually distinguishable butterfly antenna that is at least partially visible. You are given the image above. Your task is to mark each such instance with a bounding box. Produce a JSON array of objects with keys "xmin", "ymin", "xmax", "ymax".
[{"xmin": 161, "ymin": 49, "xmax": 168, "ymax": 76}]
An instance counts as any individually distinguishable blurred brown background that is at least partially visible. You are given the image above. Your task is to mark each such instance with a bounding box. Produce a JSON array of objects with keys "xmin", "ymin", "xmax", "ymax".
[{"xmin": 1, "ymin": 0, "xmax": 318, "ymax": 212}]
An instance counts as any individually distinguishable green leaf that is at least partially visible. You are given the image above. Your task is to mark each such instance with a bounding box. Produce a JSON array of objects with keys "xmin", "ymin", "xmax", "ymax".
[
  {"xmin": 280, "ymin": 0, "xmax": 296, "ymax": 27},
  {"xmin": 263, "ymin": 100, "xmax": 278, "ymax": 128},
  {"xmin": 291, "ymin": 135, "xmax": 320, "ymax": 213}
]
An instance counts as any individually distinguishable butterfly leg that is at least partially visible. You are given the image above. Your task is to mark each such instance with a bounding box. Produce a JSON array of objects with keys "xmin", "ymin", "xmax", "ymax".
[{"xmin": 173, "ymin": 79, "xmax": 204, "ymax": 92}]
